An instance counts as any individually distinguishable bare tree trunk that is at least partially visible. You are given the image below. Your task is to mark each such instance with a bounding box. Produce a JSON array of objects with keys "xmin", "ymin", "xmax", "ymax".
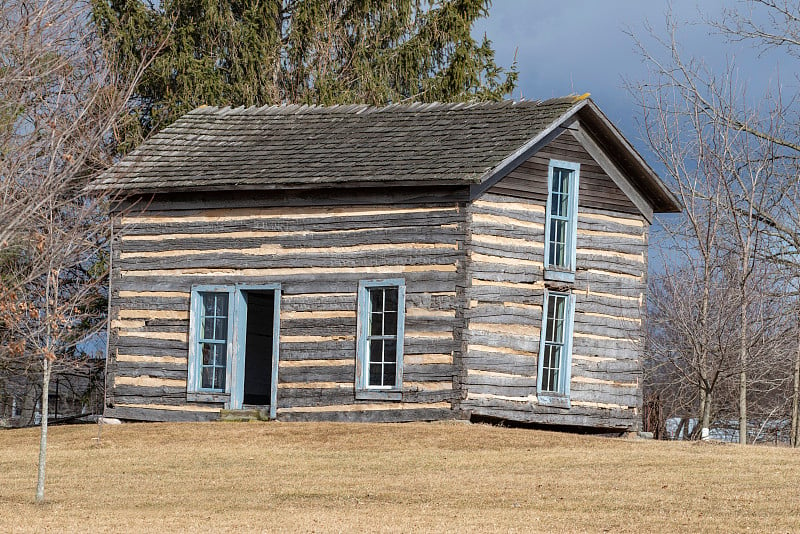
[
  {"xmin": 35, "ymin": 358, "xmax": 50, "ymax": 503},
  {"xmin": 700, "ymin": 386, "xmax": 712, "ymax": 439},
  {"xmin": 739, "ymin": 291, "xmax": 748, "ymax": 445},
  {"xmin": 791, "ymin": 325, "xmax": 800, "ymax": 448}
]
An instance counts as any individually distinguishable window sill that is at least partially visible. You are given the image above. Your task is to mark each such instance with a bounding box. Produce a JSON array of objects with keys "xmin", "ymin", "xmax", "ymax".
[
  {"xmin": 187, "ymin": 392, "xmax": 229, "ymax": 403},
  {"xmin": 543, "ymin": 269, "xmax": 575, "ymax": 283},
  {"xmin": 355, "ymin": 389, "xmax": 403, "ymax": 401},
  {"xmin": 537, "ymin": 394, "xmax": 571, "ymax": 409}
]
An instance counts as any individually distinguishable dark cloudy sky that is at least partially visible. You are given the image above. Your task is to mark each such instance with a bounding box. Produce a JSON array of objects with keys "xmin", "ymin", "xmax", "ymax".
[{"xmin": 475, "ymin": 0, "xmax": 786, "ymax": 155}]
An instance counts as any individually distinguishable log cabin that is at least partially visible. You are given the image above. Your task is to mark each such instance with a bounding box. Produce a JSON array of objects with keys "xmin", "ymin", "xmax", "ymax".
[{"xmin": 92, "ymin": 95, "xmax": 680, "ymax": 430}]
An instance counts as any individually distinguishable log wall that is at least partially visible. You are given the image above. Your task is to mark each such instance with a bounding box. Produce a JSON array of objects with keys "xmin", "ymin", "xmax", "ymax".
[
  {"xmin": 461, "ymin": 128, "xmax": 647, "ymax": 430},
  {"xmin": 103, "ymin": 127, "xmax": 650, "ymax": 429},
  {"xmin": 105, "ymin": 197, "xmax": 467, "ymax": 422}
]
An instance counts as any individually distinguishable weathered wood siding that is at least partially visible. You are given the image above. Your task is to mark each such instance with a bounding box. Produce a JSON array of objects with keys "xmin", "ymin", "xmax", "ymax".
[
  {"xmin": 105, "ymin": 195, "xmax": 467, "ymax": 422},
  {"xmin": 461, "ymin": 128, "xmax": 647, "ymax": 430}
]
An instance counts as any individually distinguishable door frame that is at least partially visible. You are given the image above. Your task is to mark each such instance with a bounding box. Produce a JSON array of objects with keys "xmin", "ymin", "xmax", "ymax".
[{"xmin": 230, "ymin": 284, "xmax": 281, "ymax": 418}]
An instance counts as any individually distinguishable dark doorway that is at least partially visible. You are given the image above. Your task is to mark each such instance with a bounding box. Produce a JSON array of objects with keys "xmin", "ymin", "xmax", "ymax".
[{"xmin": 243, "ymin": 291, "xmax": 274, "ymax": 405}]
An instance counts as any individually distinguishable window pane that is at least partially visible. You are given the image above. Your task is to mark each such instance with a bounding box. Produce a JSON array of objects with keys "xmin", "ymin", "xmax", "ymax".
[
  {"xmin": 202, "ymin": 343, "xmax": 215, "ymax": 365},
  {"xmin": 216, "ymin": 343, "xmax": 227, "ymax": 368},
  {"xmin": 549, "ymin": 221, "xmax": 566, "ymax": 267},
  {"xmin": 217, "ymin": 367, "xmax": 227, "ymax": 390},
  {"xmin": 202, "ymin": 293, "xmax": 216, "ymax": 316},
  {"xmin": 370, "ymin": 312, "xmax": 383, "ymax": 336},
  {"xmin": 369, "ymin": 339, "xmax": 384, "ymax": 363},
  {"xmin": 383, "ymin": 364, "xmax": 396, "ymax": 386},
  {"xmin": 559, "ymin": 190, "xmax": 570, "ymax": 217},
  {"xmin": 384, "ymin": 311, "xmax": 398, "ymax": 335},
  {"xmin": 385, "ymin": 288, "xmax": 398, "ymax": 311},
  {"xmin": 553, "ymin": 168, "xmax": 571, "ymax": 195},
  {"xmin": 545, "ymin": 344, "xmax": 561, "ymax": 369},
  {"xmin": 551, "ymin": 191, "xmax": 562, "ymax": 217},
  {"xmin": 201, "ymin": 367, "xmax": 214, "ymax": 389},
  {"xmin": 215, "ymin": 294, "xmax": 228, "ymax": 316},
  {"xmin": 384, "ymin": 341, "xmax": 397, "ymax": 363},
  {"xmin": 369, "ymin": 363, "xmax": 382, "ymax": 386},
  {"xmin": 547, "ymin": 296, "xmax": 566, "ymax": 343},
  {"xmin": 550, "ymin": 295, "xmax": 565, "ymax": 319},
  {"xmin": 214, "ymin": 318, "xmax": 228, "ymax": 340},
  {"xmin": 370, "ymin": 289, "xmax": 383, "ymax": 312}
]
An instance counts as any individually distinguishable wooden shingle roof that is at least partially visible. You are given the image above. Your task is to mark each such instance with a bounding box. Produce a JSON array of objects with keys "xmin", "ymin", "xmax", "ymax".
[
  {"xmin": 93, "ymin": 96, "xmax": 681, "ymax": 214},
  {"xmin": 94, "ymin": 97, "xmax": 580, "ymax": 192}
]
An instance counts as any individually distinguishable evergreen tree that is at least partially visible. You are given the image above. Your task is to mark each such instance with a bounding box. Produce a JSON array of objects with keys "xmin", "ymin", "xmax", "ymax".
[{"xmin": 92, "ymin": 0, "xmax": 517, "ymax": 151}]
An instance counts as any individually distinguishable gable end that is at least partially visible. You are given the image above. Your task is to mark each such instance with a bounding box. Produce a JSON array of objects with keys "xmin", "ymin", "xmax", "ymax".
[{"xmin": 482, "ymin": 127, "xmax": 645, "ymax": 218}]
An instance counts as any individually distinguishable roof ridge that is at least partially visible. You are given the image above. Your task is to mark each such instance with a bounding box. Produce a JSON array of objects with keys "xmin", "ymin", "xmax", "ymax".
[{"xmin": 185, "ymin": 96, "xmax": 585, "ymax": 117}]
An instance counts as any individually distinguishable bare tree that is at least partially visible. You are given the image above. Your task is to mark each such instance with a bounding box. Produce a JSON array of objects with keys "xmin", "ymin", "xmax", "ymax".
[
  {"xmin": 630, "ymin": 2, "xmax": 800, "ymax": 444},
  {"xmin": 0, "ymin": 0, "xmax": 154, "ymax": 501}
]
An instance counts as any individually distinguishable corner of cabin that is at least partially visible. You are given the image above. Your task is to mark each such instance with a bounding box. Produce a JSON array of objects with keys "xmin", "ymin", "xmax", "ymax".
[{"xmin": 462, "ymin": 122, "xmax": 651, "ymax": 431}]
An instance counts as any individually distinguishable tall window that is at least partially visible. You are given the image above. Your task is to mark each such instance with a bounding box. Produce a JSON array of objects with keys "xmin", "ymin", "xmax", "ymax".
[
  {"xmin": 356, "ymin": 279, "xmax": 406, "ymax": 398},
  {"xmin": 545, "ymin": 160, "xmax": 580, "ymax": 280},
  {"xmin": 199, "ymin": 292, "xmax": 229, "ymax": 390},
  {"xmin": 538, "ymin": 290, "xmax": 575, "ymax": 404},
  {"xmin": 188, "ymin": 287, "xmax": 234, "ymax": 394}
]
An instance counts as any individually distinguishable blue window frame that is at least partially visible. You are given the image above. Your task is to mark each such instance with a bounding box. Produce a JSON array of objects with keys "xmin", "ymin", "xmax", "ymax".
[
  {"xmin": 356, "ymin": 279, "xmax": 406, "ymax": 400},
  {"xmin": 544, "ymin": 159, "xmax": 580, "ymax": 282},
  {"xmin": 188, "ymin": 286, "xmax": 235, "ymax": 394},
  {"xmin": 537, "ymin": 290, "xmax": 575, "ymax": 407}
]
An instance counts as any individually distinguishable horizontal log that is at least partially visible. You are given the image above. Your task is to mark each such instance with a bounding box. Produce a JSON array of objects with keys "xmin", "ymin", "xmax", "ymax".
[
  {"xmin": 113, "ymin": 384, "xmax": 186, "ymax": 399},
  {"xmin": 465, "ymin": 370, "xmax": 537, "ymax": 387},
  {"xmin": 464, "ymin": 403, "xmax": 637, "ymax": 430},
  {"xmin": 464, "ymin": 350, "xmax": 537, "ymax": 375},
  {"xmin": 121, "ymin": 227, "xmax": 460, "ymax": 253},
  {"xmin": 572, "ymin": 357, "xmax": 641, "ymax": 374},
  {"xmin": 118, "ymin": 187, "xmax": 469, "ymax": 213},
  {"xmin": 116, "ymin": 353, "xmax": 186, "ymax": 365},
  {"xmin": 279, "ymin": 293, "xmax": 356, "ymax": 311},
  {"xmin": 115, "ymin": 362, "xmax": 186, "ymax": 380},
  {"xmin": 463, "ymin": 331, "xmax": 540, "ymax": 353},
  {"xmin": 106, "ymin": 405, "xmax": 220, "ymax": 422},
  {"xmin": 115, "ymin": 276, "xmax": 459, "ymax": 296},
  {"xmin": 114, "ymin": 297, "xmax": 189, "ymax": 311},
  {"xmin": 469, "ymin": 212, "xmax": 542, "ymax": 231},
  {"xmin": 123, "ymin": 205, "xmax": 461, "ymax": 227},
  {"xmin": 466, "ymin": 303, "xmax": 541, "ymax": 321},
  {"xmin": 110, "ymin": 343, "xmax": 188, "ymax": 358},
  {"xmin": 115, "ymin": 375, "xmax": 186, "ymax": 388},
  {"xmin": 404, "ymin": 364, "xmax": 454, "ymax": 382},
  {"xmin": 277, "ymin": 407, "xmax": 456, "ymax": 423},
  {"xmin": 118, "ymin": 248, "xmax": 461, "ymax": 271},
  {"xmin": 278, "ymin": 365, "xmax": 353, "ymax": 383},
  {"xmin": 114, "ymin": 336, "xmax": 188, "ymax": 352}
]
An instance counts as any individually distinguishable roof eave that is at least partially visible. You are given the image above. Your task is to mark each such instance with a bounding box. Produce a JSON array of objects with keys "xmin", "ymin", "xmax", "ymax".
[{"xmin": 92, "ymin": 178, "xmax": 477, "ymax": 196}]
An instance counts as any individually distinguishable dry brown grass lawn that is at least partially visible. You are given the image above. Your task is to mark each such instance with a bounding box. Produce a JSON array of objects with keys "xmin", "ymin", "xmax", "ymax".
[{"xmin": 1, "ymin": 421, "xmax": 799, "ymax": 533}]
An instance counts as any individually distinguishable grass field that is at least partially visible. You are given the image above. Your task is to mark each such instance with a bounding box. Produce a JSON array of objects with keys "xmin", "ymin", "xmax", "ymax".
[{"xmin": 1, "ymin": 421, "xmax": 799, "ymax": 532}]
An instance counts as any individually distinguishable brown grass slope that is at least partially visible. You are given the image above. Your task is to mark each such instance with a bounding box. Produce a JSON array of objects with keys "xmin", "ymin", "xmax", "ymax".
[{"xmin": 1, "ymin": 422, "xmax": 799, "ymax": 533}]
